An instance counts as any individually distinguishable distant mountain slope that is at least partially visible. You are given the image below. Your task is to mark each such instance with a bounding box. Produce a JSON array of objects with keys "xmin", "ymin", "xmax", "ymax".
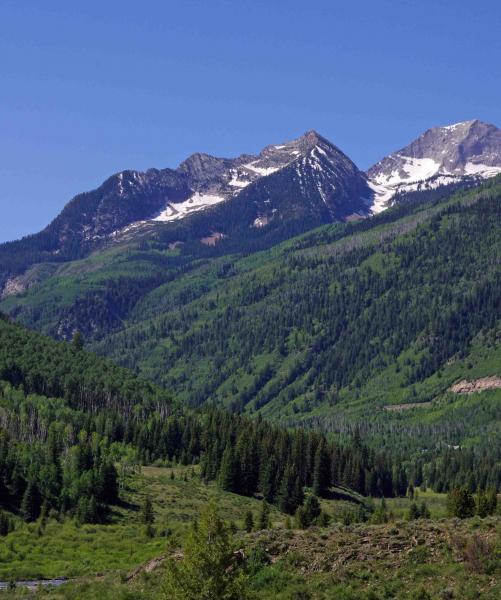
[
  {"xmin": 3, "ymin": 120, "xmax": 501, "ymax": 301},
  {"xmin": 367, "ymin": 120, "xmax": 501, "ymax": 211},
  {"xmin": 0, "ymin": 131, "xmax": 370, "ymax": 296},
  {"xmin": 75, "ymin": 177, "xmax": 498, "ymax": 432}
]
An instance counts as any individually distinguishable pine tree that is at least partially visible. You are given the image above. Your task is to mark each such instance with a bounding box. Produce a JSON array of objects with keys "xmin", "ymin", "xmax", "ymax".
[
  {"xmin": 294, "ymin": 505, "xmax": 309, "ymax": 529},
  {"xmin": 303, "ymin": 495, "xmax": 321, "ymax": 526},
  {"xmin": 407, "ymin": 483, "xmax": 415, "ymax": 500},
  {"xmin": 447, "ymin": 487, "xmax": 475, "ymax": 519},
  {"xmin": 141, "ymin": 495, "xmax": 155, "ymax": 525},
  {"xmin": 407, "ymin": 502, "xmax": 420, "ymax": 520},
  {"xmin": 71, "ymin": 330, "xmax": 84, "ymax": 351},
  {"xmin": 258, "ymin": 501, "xmax": 271, "ymax": 530},
  {"xmin": 419, "ymin": 501, "xmax": 430, "ymax": 519},
  {"xmin": 259, "ymin": 458, "xmax": 277, "ymax": 503},
  {"xmin": 164, "ymin": 501, "xmax": 249, "ymax": 599},
  {"xmin": 277, "ymin": 465, "xmax": 302, "ymax": 515},
  {"xmin": 219, "ymin": 446, "xmax": 239, "ymax": 493},
  {"xmin": 313, "ymin": 442, "xmax": 330, "ymax": 497},
  {"xmin": 486, "ymin": 487, "xmax": 498, "ymax": 515},
  {"xmin": 20, "ymin": 479, "xmax": 41, "ymax": 522},
  {"xmin": 244, "ymin": 510, "xmax": 254, "ymax": 533},
  {"xmin": 476, "ymin": 489, "xmax": 490, "ymax": 518}
]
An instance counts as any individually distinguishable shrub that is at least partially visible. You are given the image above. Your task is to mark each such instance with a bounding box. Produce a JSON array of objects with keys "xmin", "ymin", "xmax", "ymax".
[
  {"xmin": 447, "ymin": 488, "xmax": 475, "ymax": 519},
  {"xmin": 451, "ymin": 534, "xmax": 497, "ymax": 574}
]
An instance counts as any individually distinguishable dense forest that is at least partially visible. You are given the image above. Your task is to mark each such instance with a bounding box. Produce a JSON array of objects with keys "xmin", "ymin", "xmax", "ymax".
[
  {"xmin": 0, "ymin": 177, "xmax": 499, "ymax": 533},
  {"xmin": 87, "ymin": 178, "xmax": 501, "ymax": 425},
  {"xmin": 0, "ymin": 315, "xmax": 499, "ymax": 531}
]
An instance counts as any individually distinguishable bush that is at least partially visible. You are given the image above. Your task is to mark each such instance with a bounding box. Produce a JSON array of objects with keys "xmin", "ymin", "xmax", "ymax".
[
  {"xmin": 451, "ymin": 534, "xmax": 497, "ymax": 574},
  {"xmin": 447, "ymin": 488, "xmax": 475, "ymax": 519}
]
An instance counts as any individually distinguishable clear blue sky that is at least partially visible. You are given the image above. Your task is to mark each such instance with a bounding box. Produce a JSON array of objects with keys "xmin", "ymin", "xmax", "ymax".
[{"xmin": 1, "ymin": 0, "xmax": 500, "ymax": 242}]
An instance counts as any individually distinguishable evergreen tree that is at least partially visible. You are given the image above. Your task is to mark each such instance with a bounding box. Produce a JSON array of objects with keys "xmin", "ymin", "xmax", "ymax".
[
  {"xmin": 294, "ymin": 505, "xmax": 309, "ymax": 529},
  {"xmin": 407, "ymin": 502, "xmax": 420, "ymax": 520},
  {"xmin": 20, "ymin": 479, "xmax": 41, "ymax": 522},
  {"xmin": 219, "ymin": 446, "xmax": 239, "ymax": 493},
  {"xmin": 141, "ymin": 495, "xmax": 155, "ymax": 525},
  {"xmin": 303, "ymin": 495, "xmax": 321, "ymax": 526},
  {"xmin": 419, "ymin": 501, "xmax": 430, "ymax": 519},
  {"xmin": 71, "ymin": 330, "xmax": 84, "ymax": 351},
  {"xmin": 258, "ymin": 501, "xmax": 271, "ymax": 530},
  {"xmin": 476, "ymin": 489, "xmax": 490, "ymax": 518},
  {"xmin": 277, "ymin": 465, "xmax": 303, "ymax": 515},
  {"xmin": 244, "ymin": 510, "xmax": 254, "ymax": 533},
  {"xmin": 447, "ymin": 487, "xmax": 475, "ymax": 519},
  {"xmin": 313, "ymin": 441, "xmax": 330, "ymax": 497},
  {"xmin": 164, "ymin": 501, "xmax": 249, "ymax": 599},
  {"xmin": 486, "ymin": 487, "xmax": 498, "ymax": 515}
]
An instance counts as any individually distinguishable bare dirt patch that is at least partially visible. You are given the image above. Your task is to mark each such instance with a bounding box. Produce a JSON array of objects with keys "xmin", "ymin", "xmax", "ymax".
[{"xmin": 449, "ymin": 376, "xmax": 501, "ymax": 394}]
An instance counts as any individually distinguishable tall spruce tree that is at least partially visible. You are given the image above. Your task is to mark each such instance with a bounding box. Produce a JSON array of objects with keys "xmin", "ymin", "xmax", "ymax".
[{"xmin": 313, "ymin": 441, "xmax": 330, "ymax": 497}]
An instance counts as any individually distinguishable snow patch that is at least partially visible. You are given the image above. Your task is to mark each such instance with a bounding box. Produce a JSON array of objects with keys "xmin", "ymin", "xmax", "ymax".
[
  {"xmin": 375, "ymin": 156, "xmax": 440, "ymax": 186},
  {"xmin": 244, "ymin": 161, "xmax": 280, "ymax": 176},
  {"xmin": 464, "ymin": 163, "xmax": 501, "ymax": 177},
  {"xmin": 228, "ymin": 170, "xmax": 251, "ymax": 188},
  {"xmin": 153, "ymin": 192, "xmax": 225, "ymax": 222}
]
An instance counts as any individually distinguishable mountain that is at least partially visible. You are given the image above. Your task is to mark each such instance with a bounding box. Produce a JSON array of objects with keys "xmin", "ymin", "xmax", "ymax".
[
  {"xmin": 3, "ymin": 172, "xmax": 499, "ymax": 444},
  {"xmin": 0, "ymin": 130, "xmax": 370, "ymax": 297},
  {"xmin": 3, "ymin": 120, "xmax": 501, "ymax": 299},
  {"xmin": 86, "ymin": 177, "xmax": 500, "ymax": 430},
  {"xmin": 367, "ymin": 119, "xmax": 501, "ymax": 211}
]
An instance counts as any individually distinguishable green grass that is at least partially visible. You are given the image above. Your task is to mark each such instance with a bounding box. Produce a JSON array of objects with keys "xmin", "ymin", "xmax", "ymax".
[
  {"xmin": 0, "ymin": 465, "xmax": 281, "ymax": 581},
  {"xmin": 0, "ymin": 468, "xmax": 499, "ymax": 599}
]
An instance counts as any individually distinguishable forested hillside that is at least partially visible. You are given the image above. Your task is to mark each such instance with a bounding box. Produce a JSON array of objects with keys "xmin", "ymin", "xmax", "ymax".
[
  {"xmin": 1, "ymin": 314, "xmax": 498, "ymax": 538},
  {"xmin": 0, "ymin": 317, "xmax": 406, "ymax": 529},
  {"xmin": 2, "ymin": 179, "xmax": 500, "ymax": 449},
  {"xmin": 90, "ymin": 177, "xmax": 500, "ymax": 423}
]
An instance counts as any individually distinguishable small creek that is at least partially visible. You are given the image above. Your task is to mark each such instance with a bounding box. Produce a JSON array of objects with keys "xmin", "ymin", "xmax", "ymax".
[{"xmin": 0, "ymin": 578, "xmax": 70, "ymax": 590}]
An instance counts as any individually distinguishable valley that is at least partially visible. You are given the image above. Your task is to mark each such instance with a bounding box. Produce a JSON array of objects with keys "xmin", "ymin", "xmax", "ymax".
[{"xmin": 0, "ymin": 124, "xmax": 499, "ymax": 600}]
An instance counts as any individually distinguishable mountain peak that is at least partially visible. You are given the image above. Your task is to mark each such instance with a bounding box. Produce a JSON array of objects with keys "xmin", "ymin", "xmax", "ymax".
[
  {"xmin": 300, "ymin": 129, "xmax": 323, "ymax": 141},
  {"xmin": 367, "ymin": 119, "xmax": 501, "ymax": 213}
]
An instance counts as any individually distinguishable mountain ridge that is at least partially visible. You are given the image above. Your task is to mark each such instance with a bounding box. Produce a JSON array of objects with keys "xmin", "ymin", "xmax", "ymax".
[
  {"xmin": 1, "ymin": 120, "xmax": 500, "ymax": 299},
  {"xmin": 367, "ymin": 119, "xmax": 501, "ymax": 211}
]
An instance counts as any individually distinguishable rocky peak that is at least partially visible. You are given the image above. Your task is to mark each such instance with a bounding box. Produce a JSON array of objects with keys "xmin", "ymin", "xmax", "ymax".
[{"xmin": 367, "ymin": 119, "xmax": 501, "ymax": 212}]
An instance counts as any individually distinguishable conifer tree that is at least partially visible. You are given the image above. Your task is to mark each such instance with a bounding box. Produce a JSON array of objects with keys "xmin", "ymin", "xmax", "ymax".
[
  {"xmin": 313, "ymin": 441, "xmax": 330, "ymax": 497},
  {"xmin": 476, "ymin": 489, "xmax": 490, "ymax": 518},
  {"xmin": 447, "ymin": 487, "xmax": 475, "ymax": 519},
  {"xmin": 219, "ymin": 446, "xmax": 239, "ymax": 493},
  {"xmin": 407, "ymin": 502, "xmax": 420, "ymax": 520},
  {"xmin": 244, "ymin": 510, "xmax": 254, "ymax": 533},
  {"xmin": 258, "ymin": 501, "xmax": 271, "ymax": 530},
  {"xmin": 486, "ymin": 487, "xmax": 498, "ymax": 515},
  {"xmin": 303, "ymin": 495, "xmax": 321, "ymax": 526},
  {"xmin": 20, "ymin": 479, "xmax": 41, "ymax": 522},
  {"xmin": 419, "ymin": 501, "xmax": 430, "ymax": 519},
  {"xmin": 141, "ymin": 495, "xmax": 155, "ymax": 525},
  {"xmin": 164, "ymin": 501, "xmax": 249, "ymax": 599}
]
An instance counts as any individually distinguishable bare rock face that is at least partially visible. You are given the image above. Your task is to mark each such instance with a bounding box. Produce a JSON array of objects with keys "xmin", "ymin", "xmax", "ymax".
[
  {"xmin": 367, "ymin": 120, "xmax": 501, "ymax": 212},
  {"xmin": 449, "ymin": 376, "xmax": 501, "ymax": 394}
]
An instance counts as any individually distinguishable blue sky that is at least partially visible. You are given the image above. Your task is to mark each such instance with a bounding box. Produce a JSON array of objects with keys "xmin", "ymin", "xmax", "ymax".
[{"xmin": 1, "ymin": 0, "xmax": 500, "ymax": 242}]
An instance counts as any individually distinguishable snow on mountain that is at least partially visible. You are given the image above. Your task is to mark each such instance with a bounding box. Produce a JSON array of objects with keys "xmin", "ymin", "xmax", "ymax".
[
  {"xmin": 149, "ymin": 130, "xmax": 369, "ymax": 227},
  {"xmin": 153, "ymin": 192, "xmax": 226, "ymax": 222},
  {"xmin": 367, "ymin": 120, "xmax": 501, "ymax": 212}
]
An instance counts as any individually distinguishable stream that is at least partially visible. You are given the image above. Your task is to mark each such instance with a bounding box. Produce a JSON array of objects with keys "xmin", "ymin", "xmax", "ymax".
[{"xmin": 0, "ymin": 578, "xmax": 70, "ymax": 590}]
